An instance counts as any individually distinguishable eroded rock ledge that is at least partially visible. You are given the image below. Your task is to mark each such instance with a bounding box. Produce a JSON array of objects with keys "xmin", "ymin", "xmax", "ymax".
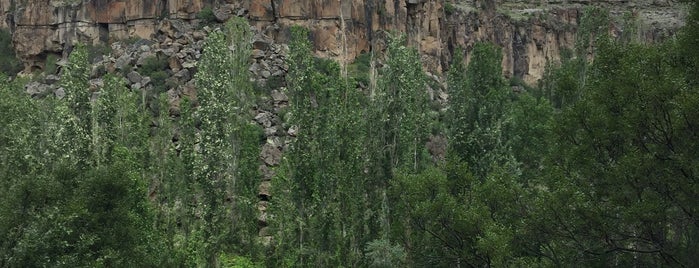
[{"xmin": 1, "ymin": 0, "xmax": 686, "ymax": 83}]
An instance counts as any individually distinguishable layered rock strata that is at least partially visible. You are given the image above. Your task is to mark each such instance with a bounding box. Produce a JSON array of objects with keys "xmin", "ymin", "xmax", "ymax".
[{"xmin": 1, "ymin": 0, "xmax": 686, "ymax": 83}]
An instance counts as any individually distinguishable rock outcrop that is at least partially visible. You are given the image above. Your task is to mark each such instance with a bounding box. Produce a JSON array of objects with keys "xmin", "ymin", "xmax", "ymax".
[{"xmin": 0, "ymin": 0, "xmax": 686, "ymax": 83}]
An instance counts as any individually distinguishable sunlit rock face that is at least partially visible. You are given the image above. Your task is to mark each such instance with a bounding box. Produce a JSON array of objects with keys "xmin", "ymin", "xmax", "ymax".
[{"xmin": 0, "ymin": 0, "xmax": 685, "ymax": 83}]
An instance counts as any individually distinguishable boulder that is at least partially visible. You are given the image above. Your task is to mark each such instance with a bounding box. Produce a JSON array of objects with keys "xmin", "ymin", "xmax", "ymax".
[
  {"xmin": 214, "ymin": 6, "xmax": 233, "ymax": 22},
  {"xmin": 271, "ymin": 90, "xmax": 289, "ymax": 103},
  {"xmin": 260, "ymin": 143, "xmax": 282, "ymax": 166},
  {"xmin": 254, "ymin": 111, "xmax": 273, "ymax": 128},
  {"xmin": 25, "ymin": 81, "xmax": 52, "ymax": 97},
  {"xmin": 259, "ymin": 164, "xmax": 275, "ymax": 181},
  {"xmin": 127, "ymin": 71, "xmax": 143, "ymax": 84},
  {"xmin": 258, "ymin": 180, "xmax": 271, "ymax": 198}
]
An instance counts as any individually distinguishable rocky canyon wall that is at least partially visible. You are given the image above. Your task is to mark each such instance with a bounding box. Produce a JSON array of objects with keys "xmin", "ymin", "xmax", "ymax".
[{"xmin": 0, "ymin": 0, "xmax": 686, "ymax": 83}]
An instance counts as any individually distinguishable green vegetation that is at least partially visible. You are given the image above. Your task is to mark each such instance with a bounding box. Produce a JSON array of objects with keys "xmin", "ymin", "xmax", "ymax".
[
  {"xmin": 444, "ymin": 2, "xmax": 456, "ymax": 15},
  {"xmin": 43, "ymin": 53, "xmax": 59, "ymax": 75},
  {"xmin": 0, "ymin": 19, "xmax": 261, "ymax": 267},
  {"xmin": 86, "ymin": 43, "xmax": 112, "ymax": 63},
  {"xmin": 197, "ymin": 7, "xmax": 217, "ymax": 24},
  {"xmin": 0, "ymin": 29, "xmax": 22, "ymax": 75},
  {"xmin": 1, "ymin": 3, "xmax": 699, "ymax": 267}
]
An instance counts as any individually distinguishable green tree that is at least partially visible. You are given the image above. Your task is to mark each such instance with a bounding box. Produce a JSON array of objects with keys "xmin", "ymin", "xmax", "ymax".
[
  {"xmin": 271, "ymin": 26, "xmax": 378, "ymax": 267},
  {"xmin": 539, "ymin": 33, "xmax": 699, "ymax": 266},
  {"xmin": 0, "ymin": 69, "xmax": 161, "ymax": 266},
  {"xmin": 184, "ymin": 17, "xmax": 260, "ymax": 265},
  {"xmin": 449, "ymin": 43, "xmax": 512, "ymax": 178},
  {"xmin": 376, "ymin": 34, "xmax": 430, "ymax": 173},
  {"xmin": 0, "ymin": 29, "xmax": 21, "ymax": 75}
]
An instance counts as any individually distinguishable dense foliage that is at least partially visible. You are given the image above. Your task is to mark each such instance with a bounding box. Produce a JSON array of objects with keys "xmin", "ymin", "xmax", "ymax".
[{"xmin": 1, "ymin": 2, "xmax": 698, "ymax": 267}]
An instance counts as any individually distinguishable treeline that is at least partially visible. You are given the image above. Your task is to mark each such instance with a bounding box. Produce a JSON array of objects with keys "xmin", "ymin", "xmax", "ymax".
[
  {"xmin": 1, "ymin": 3, "xmax": 698, "ymax": 268},
  {"xmin": 0, "ymin": 18, "xmax": 263, "ymax": 267},
  {"xmin": 270, "ymin": 3, "xmax": 699, "ymax": 266}
]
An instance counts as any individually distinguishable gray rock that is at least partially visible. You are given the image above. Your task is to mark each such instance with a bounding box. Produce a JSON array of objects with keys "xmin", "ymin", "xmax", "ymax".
[
  {"xmin": 192, "ymin": 30, "xmax": 206, "ymax": 41},
  {"xmin": 174, "ymin": 69, "xmax": 191, "ymax": 82},
  {"xmin": 267, "ymin": 137, "xmax": 283, "ymax": 148},
  {"xmin": 133, "ymin": 38, "xmax": 154, "ymax": 48},
  {"xmin": 259, "ymin": 164, "xmax": 275, "ymax": 181},
  {"xmin": 253, "ymin": 38, "xmax": 271, "ymax": 50},
  {"xmin": 171, "ymin": 42, "xmax": 183, "ymax": 53},
  {"xmin": 54, "ymin": 87, "xmax": 65, "ymax": 99},
  {"xmin": 89, "ymin": 78, "xmax": 104, "ymax": 92},
  {"xmin": 43, "ymin": 75, "xmax": 60, "ymax": 85},
  {"xmin": 264, "ymin": 126, "xmax": 277, "ymax": 137},
  {"xmin": 110, "ymin": 42, "xmax": 124, "ymax": 57},
  {"xmin": 25, "ymin": 81, "xmax": 51, "ymax": 97},
  {"xmin": 255, "ymin": 111, "xmax": 273, "ymax": 128},
  {"xmin": 258, "ymin": 201, "xmax": 269, "ymax": 212},
  {"xmin": 438, "ymin": 90, "xmax": 448, "ymax": 101},
  {"xmin": 115, "ymin": 54, "xmax": 133, "ymax": 70},
  {"xmin": 168, "ymin": 56, "xmax": 182, "ymax": 72},
  {"xmin": 182, "ymin": 61, "xmax": 197, "ymax": 69},
  {"xmin": 252, "ymin": 49, "xmax": 265, "ymax": 59},
  {"xmin": 260, "ymin": 59, "xmax": 270, "ymax": 70},
  {"xmin": 260, "ymin": 70, "xmax": 271, "ymax": 79},
  {"xmin": 141, "ymin": 77, "xmax": 152, "ymax": 86},
  {"xmin": 271, "ymin": 90, "xmax": 288, "ymax": 103},
  {"xmin": 214, "ymin": 6, "xmax": 233, "ymax": 22},
  {"xmin": 272, "ymin": 70, "xmax": 285, "ymax": 77},
  {"xmin": 258, "ymin": 180, "xmax": 271, "ymax": 197},
  {"xmin": 127, "ymin": 71, "xmax": 142, "ymax": 84},
  {"xmin": 249, "ymin": 62, "xmax": 260, "ymax": 74},
  {"xmin": 181, "ymin": 47, "xmax": 196, "ymax": 56},
  {"xmin": 260, "ymin": 143, "xmax": 282, "ymax": 166},
  {"xmin": 258, "ymin": 211, "xmax": 268, "ymax": 225},
  {"xmin": 161, "ymin": 48, "xmax": 175, "ymax": 57},
  {"xmin": 287, "ymin": 125, "xmax": 298, "ymax": 137}
]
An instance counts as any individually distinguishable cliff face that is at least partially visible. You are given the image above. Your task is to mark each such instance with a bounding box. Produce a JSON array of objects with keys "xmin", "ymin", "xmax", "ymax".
[{"xmin": 0, "ymin": 0, "xmax": 686, "ymax": 83}]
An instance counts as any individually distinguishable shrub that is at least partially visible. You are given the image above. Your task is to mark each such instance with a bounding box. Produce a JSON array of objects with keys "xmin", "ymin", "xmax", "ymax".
[
  {"xmin": 197, "ymin": 7, "xmax": 217, "ymax": 24},
  {"xmin": 138, "ymin": 55, "xmax": 170, "ymax": 111},
  {"xmin": 140, "ymin": 55, "xmax": 168, "ymax": 76},
  {"xmin": 44, "ymin": 53, "xmax": 59, "ymax": 75},
  {"xmin": 444, "ymin": 2, "xmax": 456, "ymax": 15},
  {"xmin": 86, "ymin": 43, "xmax": 112, "ymax": 63},
  {"xmin": 348, "ymin": 52, "xmax": 372, "ymax": 86}
]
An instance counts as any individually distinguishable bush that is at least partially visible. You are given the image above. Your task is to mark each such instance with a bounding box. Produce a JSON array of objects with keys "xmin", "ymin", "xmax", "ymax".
[
  {"xmin": 86, "ymin": 43, "xmax": 112, "ymax": 63},
  {"xmin": 444, "ymin": 2, "xmax": 456, "ymax": 15},
  {"xmin": 348, "ymin": 52, "xmax": 372, "ymax": 87},
  {"xmin": 197, "ymin": 7, "xmax": 217, "ymax": 24},
  {"xmin": 140, "ymin": 55, "xmax": 168, "ymax": 76},
  {"xmin": 139, "ymin": 55, "xmax": 169, "ymax": 92},
  {"xmin": 44, "ymin": 53, "xmax": 59, "ymax": 75}
]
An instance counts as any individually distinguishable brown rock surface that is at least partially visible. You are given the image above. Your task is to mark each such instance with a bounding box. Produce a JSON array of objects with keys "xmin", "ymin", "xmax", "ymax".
[{"xmin": 0, "ymin": 0, "xmax": 687, "ymax": 82}]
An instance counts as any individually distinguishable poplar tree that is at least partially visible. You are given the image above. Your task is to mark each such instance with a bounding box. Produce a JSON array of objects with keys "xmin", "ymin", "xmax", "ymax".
[{"xmin": 188, "ymin": 17, "xmax": 260, "ymax": 264}]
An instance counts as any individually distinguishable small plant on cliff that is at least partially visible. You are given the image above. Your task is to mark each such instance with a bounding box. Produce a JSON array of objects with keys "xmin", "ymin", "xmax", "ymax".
[
  {"xmin": 44, "ymin": 53, "xmax": 59, "ymax": 75},
  {"xmin": 444, "ymin": 2, "xmax": 457, "ymax": 15},
  {"xmin": 86, "ymin": 43, "xmax": 112, "ymax": 63},
  {"xmin": 139, "ymin": 55, "xmax": 169, "ymax": 93},
  {"xmin": 197, "ymin": 7, "xmax": 217, "ymax": 24}
]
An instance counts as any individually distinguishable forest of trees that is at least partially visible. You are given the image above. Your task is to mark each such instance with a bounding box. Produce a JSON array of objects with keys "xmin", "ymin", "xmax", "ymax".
[{"xmin": 0, "ymin": 2, "xmax": 698, "ymax": 267}]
